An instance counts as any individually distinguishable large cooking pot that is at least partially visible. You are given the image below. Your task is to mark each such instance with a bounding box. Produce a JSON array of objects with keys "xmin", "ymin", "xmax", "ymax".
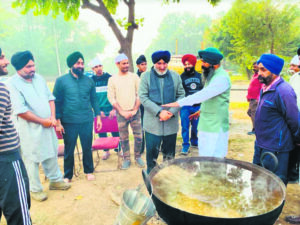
[{"xmin": 142, "ymin": 157, "xmax": 286, "ymax": 225}]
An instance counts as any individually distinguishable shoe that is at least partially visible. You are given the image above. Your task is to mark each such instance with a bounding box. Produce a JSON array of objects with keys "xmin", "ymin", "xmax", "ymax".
[
  {"xmin": 135, "ymin": 157, "xmax": 145, "ymax": 168},
  {"xmin": 285, "ymin": 215, "xmax": 300, "ymax": 224},
  {"xmin": 190, "ymin": 144, "xmax": 198, "ymax": 148},
  {"xmin": 121, "ymin": 160, "xmax": 131, "ymax": 170},
  {"xmin": 288, "ymin": 179, "xmax": 299, "ymax": 184},
  {"xmin": 64, "ymin": 178, "xmax": 72, "ymax": 183},
  {"xmin": 49, "ymin": 181, "xmax": 71, "ymax": 190},
  {"xmin": 247, "ymin": 129, "xmax": 255, "ymax": 135},
  {"xmin": 31, "ymin": 191, "xmax": 48, "ymax": 202},
  {"xmin": 181, "ymin": 147, "xmax": 189, "ymax": 155},
  {"xmin": 86, "ymin": 173, "xmax": 95, "ymax": 181},
  {"xmin": 102, "ymin": 151, "xmax": 110, "ymax": 160}
]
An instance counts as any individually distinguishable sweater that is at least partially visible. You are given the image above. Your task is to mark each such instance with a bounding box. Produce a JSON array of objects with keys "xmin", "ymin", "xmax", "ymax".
[{"xmin": 247, "ymin": 73, "xmax": 263, "ymax": 101}]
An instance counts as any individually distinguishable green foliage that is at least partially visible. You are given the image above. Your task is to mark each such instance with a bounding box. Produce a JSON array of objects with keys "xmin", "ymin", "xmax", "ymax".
[
  {"xmin": 164, "ymin": 0, "xmax": 221, "ymax": 6},
  {"xmin": 205, "ymin": 0, "xmax": 300, "ymax": 76},
  {"xmin": 146, "ymin": 13, "xmax": 212, "ymax": 56}
]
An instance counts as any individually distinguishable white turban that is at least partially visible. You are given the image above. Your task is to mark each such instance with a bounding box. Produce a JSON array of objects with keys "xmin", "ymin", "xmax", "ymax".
[
  {"xmin": 290, "ymin": 55, "xmax": 299, "ymax": 65},
  {"xmin": 89, "ymin": 56, "xmax": 102, "ymax": 68},
  {"xmin": 115, "ymin": 53, "xmax": 128, "ymax": 63}
]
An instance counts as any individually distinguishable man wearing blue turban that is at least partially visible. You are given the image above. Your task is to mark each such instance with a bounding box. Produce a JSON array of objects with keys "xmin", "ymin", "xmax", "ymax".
[
  {"xmin": 253, "ymin": 53, "xmax": 300, "ymax": 185},
  {"xmin": 163, "ymin": 47, "xmax": 231, "ymax": 158}
]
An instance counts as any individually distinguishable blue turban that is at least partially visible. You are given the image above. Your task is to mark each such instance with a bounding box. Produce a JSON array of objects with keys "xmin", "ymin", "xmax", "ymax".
[
  {"xmin": 67, "ymin": 51, "xmax": 84, "ymax": 68},
  {"xmin": 11, "ymin": 51, "xmax": 34, "ymax": 71},
  {"xmin": 198, "ymin": 47, "xmax": 223, "ymax": 65},
  {"xmin": 257, "ymin": 54, "xmax": 284, "ymax": 76},
  {"xmin": 151, "ymin": 50, "xmax": 171, "ymax": 64}
]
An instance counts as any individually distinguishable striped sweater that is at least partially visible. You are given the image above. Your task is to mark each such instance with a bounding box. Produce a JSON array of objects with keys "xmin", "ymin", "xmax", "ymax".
[{"xmin": 0, "ymin": 82, "xmax": 20, "ymax": 152}]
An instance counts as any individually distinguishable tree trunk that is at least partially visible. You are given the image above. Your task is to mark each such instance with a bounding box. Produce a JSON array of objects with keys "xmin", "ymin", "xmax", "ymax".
[
  {"xmin": 121, "ymin": 40, "xmax": 134, "ymax": 72},
  {"xmin": 246, "ymin": 67, "xmax": 252, "ymax": 80}
]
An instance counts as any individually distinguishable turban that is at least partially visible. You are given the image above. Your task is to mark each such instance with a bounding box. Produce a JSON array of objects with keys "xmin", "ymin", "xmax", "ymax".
[
  {"xmin": 297, "ymin": 47, "xmax": 300, "ymax": 56},
  {"xmin": 89, "ymin": 57, "xmax": 102, "ymax": 68},
  {"xmin": 67, "ymin": 51, "xmax": 84, "ymax": 68},
  {"xmin": 290, "ymin": 55, "xmax": 299, "ymax": 65},
  {"xmin": 11, "ymin": 51, "xmax": 34, "ymax": 71},
  {"xmin": 115, "ymin": 53, "xmax": 128, "ymax": 63},
  {"xmin": 136, "ymin": 55, "xmax": 147, "ymax": 65},
  {"xmin": 182, "ymin": 54, "xmax": 197, "ymax": 66},
  {"xmin": 257, "ymin": 54, "xmax": 284, "ymax": 76},
  {"xmin": 198, "ymin": 47, "xmax": 223, "ymax": 65},
  {"xmin": 151, "ymin": 50, "xmax": 171, "ymax": 64}
]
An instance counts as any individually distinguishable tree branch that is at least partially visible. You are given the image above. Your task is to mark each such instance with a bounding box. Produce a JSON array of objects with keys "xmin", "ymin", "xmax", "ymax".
[{"xmin": 123, "ymin": 0, "xmax": 129, "ymax": 6}]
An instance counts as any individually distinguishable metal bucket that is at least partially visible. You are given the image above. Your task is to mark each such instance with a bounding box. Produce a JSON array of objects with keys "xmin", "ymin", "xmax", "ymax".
[{"xmin": 114, "ymin": 189, "xmax": 156, "ymax": 225}]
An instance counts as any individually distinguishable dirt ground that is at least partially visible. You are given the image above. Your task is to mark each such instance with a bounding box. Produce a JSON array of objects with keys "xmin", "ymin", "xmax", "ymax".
[{"xmin": 1, "ymin": 94, "xmax": 300, "ymax": 225}]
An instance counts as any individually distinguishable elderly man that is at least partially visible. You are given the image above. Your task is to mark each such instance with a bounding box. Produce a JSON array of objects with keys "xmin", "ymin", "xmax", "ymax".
[
  {"xmin": 89, "ymin": 56, "xmax": 119, "ymax": 160},
  {"xmin": 53, "ymin": 52, "xmax": 101, "ymax": 182},
  {"xmin": 107, "ymin": 53, "xmax": 144, "ymax": 170},
  {"xmin": 8, "ymin": 51, "xmax": 70, "ymax": 202},
  {"xmin": 246, "ymin": 62, "xmax": 263, "ymax": 135},
  {"xmin": 180, "ymin": 54, "xmax": 203, "ymax": 155},
  {"xmin": 136, "ymin": 54, "xmax": 147, "ymax": 155},
  {"xmin": 164, "ymin": 47, "xmax": 231, "ymax": 158},
  {"xmin": 139, "ymin": 50, "xmax": 185, "ymax": 174},
  {"xmin": 252, "ymin": 54, "xmax": 300, "ymax": 185},
  {"xmin": 0, "ymin": 48, "xmax": 31, "ymax": 224}
]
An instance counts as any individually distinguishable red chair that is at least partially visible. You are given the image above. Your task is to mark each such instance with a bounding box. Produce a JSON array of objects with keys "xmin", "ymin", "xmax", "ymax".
[
  {"xmin": 55, "ymin": 128, "xmax": 81, "ymax": 177},
  {"xmin": 92, "ymin": 116, "xmax": 121, "ymax": 170}
]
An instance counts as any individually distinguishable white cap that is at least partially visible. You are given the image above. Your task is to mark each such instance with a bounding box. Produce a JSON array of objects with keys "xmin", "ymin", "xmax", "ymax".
[
  {"xmin": 115, "ymin": 53, "xmax": 128, "ymax": 63},
  {"xmin": 89, "ymin": 56, "xmax": 102, "ymax": 68},
  {"xmin": 290, "ymin": 55, "xmax": 299, "ymax": 65}
]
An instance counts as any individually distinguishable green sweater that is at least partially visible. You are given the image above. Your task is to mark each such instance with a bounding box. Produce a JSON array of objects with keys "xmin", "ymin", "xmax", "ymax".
[{"xmin": 53, "ymin": 72, "xmax": 100, "ymax": 123}]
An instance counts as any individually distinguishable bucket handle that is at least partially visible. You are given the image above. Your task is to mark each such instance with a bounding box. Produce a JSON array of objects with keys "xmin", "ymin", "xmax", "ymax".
[
  {"xmin": 142, "ymin": 169, "xmax": 153, "ymax": 195},
  {"xmin": 260, "ymin": 151, "xmax": 278, "ymax": 172}
]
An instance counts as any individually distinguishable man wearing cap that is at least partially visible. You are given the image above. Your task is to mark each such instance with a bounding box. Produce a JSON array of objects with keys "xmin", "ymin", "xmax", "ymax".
[
  {"xmin": 53, "ymin": 51, "xmax": 101, "ymax": 182},
  {"xmin": 7, "ymin": 51, "xmax": 70, "ymax": 202},
  {"xmin": 107, "ymin": 53, "xmax": 145, "ymax": 170},
  {"xmin": 163, "ymin": 47, "xmax": 231, "ymax": 158},
  {"xmin": 0, "ymin": 48, "xmax": 32, "ymax": 224},
  {"xmin": 180, "ymin": 54, "xmax": 203, "ymax": 155},
  {"xmin": 136, "ymin": 54, "xmax": 147, "ymax": 155},
  {"xmin": 89, "ymin": 56, "xmax": 119, "ymax": 160},
  {"xmin": 139, "ymin": 50, "xmax": 185, "ymax": 174},
  {"xmin": 246, "ymin": 62, "xmax": 263, "ymax": 135},
  {"xmin": 252, "ymin": 53, "xmax": 300, "ymax": 185}
]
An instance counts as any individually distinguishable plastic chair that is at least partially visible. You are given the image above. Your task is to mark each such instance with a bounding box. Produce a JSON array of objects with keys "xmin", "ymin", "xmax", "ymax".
[
  {"xmin": 92, "ymin": 116, "xmax": 121, "ymax": 171},
  {"xmin": 55, "ymin": 128, "xmax": 81, "ymax": 177}
]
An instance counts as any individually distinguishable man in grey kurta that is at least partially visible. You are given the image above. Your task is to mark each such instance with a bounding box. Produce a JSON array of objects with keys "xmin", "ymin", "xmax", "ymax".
[
  {"xmin": 7, "ymin": 51, "xmax": 70, "ymax": 202},
  {"xmin": 139, "ymin": 50, "xmax": 185, "ymax": 174}
]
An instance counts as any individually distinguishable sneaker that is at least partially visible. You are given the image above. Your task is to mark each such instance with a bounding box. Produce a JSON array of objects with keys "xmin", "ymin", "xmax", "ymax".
[
  {"xmin": 190, "ymin": 144, "xmax": 198, "ymax": 148},
  {"xmin": 102, "ymin": 151, "xmax": 110, "ymax": 160},
  {"xmin": 86, "ymin": 173, "xmax": 96, "ymax": 181},
  {"xmin": 121, "ymin": 160, "xmax": 131, "ymax": 170},
  {"xmin": 135, "ymin": 157, "xmax": 145, "ymax": 168},
  {"xmin": 247, "ymin": 129, "xmax": 255, "ymax": 135},
  {"xmin": 49, "ymin": 181, "xmax": 71, "ymax": 190},
  {"xmin": 31, "ymin": 191, "xmax": 48, "ymax": 202},
  {"xmin": 181, "ymin": 147, "xmax": 189, "ymax": 155}
]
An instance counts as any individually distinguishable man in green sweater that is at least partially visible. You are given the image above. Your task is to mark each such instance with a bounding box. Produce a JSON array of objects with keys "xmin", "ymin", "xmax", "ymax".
[
  {"xmin": 89, "ymin": 56, "xmax": 119, "ymax": 160},
  {"xmin": 53, "ymin": 52, "xmax": 101, "ymax": 182}
]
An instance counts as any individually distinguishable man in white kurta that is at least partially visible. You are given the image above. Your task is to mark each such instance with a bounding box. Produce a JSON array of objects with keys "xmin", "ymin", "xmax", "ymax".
[
  {"xmin": 163, "ymin": 47, "xmax": 231, "ymax": 157},
  {"xmin": 7, "ymin": 51, "xmax": 70, "ymax": 202}
]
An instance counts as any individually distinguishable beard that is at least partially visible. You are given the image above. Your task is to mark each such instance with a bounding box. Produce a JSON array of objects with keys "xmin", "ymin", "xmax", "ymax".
[
  {"xmin": 121, "ymin": 67, "xmax": 129, "ymax": 73},
  {"xmin": 202, "ymin": 65, "xmax": 215, "ymax": 84},
  {"xmin": 184, "ymin": 67, "xmax": 195, "ymax": 75},
  {"xmin": 0, "ymin": 67, "xmax": 8, "ymax": 76},
  {"xmin": 258, "ymin": 74, "xmax": 273, "ymax": 85},
  {"xmin": 72, "ymin": 67, "xmax": 84, "ymax": 77}
]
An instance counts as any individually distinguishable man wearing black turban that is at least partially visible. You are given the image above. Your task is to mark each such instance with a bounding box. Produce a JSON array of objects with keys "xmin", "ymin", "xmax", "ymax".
[
  {"xmin": 0, "ymin": 48, "xmax": 32, "ymax": 224},
  {"xmin": 53, "ymin": 51, "xmax": 101, "ymax": 182}
]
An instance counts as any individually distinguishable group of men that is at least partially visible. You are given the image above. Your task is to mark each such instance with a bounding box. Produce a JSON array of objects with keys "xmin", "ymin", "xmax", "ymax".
[{"xmin": 1, "ymin": 44, "xmax": 300, "ymax": 224}]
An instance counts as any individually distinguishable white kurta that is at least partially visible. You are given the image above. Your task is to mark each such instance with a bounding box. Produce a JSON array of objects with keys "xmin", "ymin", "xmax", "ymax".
[
  {"xmin": 7, "ymin": 74, "xmax": 58, "ymax": 163},
  {"xmin": 177, "ymin": 75, "xmax": 230, "ymax": 157}
]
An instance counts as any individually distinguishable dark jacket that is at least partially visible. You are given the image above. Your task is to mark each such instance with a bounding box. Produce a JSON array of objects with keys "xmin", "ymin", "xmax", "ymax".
[
  {"xmin": 53, "ymin": 72, "xmax": 100, "ymax": 123},
  {"xmin": 180, "ymin": 70, "xmax": 203, "ymax": 106},
  {"xmin": 255, "ymin": 77, "xmax": 300, "ymax": 152}
]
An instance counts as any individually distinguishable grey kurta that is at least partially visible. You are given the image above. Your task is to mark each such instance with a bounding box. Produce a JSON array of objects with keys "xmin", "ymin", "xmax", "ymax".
[
  {"xmin": 138, "ymin": 70, "xmax": 185, "ymax": 136},
  {"xmin": 7, "ymin": 73, "xmax": 58, "ymax": 162}
]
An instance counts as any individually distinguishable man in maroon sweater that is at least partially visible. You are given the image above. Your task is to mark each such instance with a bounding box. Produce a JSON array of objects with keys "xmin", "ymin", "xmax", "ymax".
[{"xmin": 246, "ymin": 62, "xmax": 263, "ymax": 135}]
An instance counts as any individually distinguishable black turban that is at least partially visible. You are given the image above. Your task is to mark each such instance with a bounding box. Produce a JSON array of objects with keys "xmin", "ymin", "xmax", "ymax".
[
  {"xmin": 297, "ymin": 47, "xmax": 300, "ymax": 56},
  {"xmin": 151, "ymin": 50, "xmax": 171, "ymax": 64},
  {"xmin": 67, "ymin": 51, "xmax": 84, "ymax": 68},
  {"xmin": 11, "ymin": 51, "xmax": 34, "ymax": 71},
  {"xmin": 136, "ymin": 55, "xmax": 147, "ymax": 65}
]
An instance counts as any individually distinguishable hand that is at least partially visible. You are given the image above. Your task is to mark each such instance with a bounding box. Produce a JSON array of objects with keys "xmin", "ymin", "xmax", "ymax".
[
  {"xmin": 50, "ymin": 116, "xmax": 56, "ymax": 127},
  {"xmin": 130, "ymin": 109, "xmax": 138, "ymax": 117},
  {"xmin": 100, "ymin": 111, "xmax": 106, "ymax": 118},
  {"xmin": 109, "ymin": 109, "xmax": 116, "ymax": 119},
  {"xmin": 159, "ymin": 110, "xmax": 173, "ymax": 121},
  {"xmin": 96, "ymin": 116, "xmax": 102, "ymax": 130},
  {"xmin": 189, "ymin": 111, "xmax": 200, "ymax": 120},
  {"xmin": 120, "ymin": 111, "xmax": 132, "ymax": 120},
  {"xmin": 162, "ymin": 102, "xmax": 180, "ymax": 108},
  {"xmin": 41, "ymin": 118, "xmax": 53, "ymax": 128},
  {"xmin": 55, "ymin": 124, "xmax": 65, "ymax": 135}
]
